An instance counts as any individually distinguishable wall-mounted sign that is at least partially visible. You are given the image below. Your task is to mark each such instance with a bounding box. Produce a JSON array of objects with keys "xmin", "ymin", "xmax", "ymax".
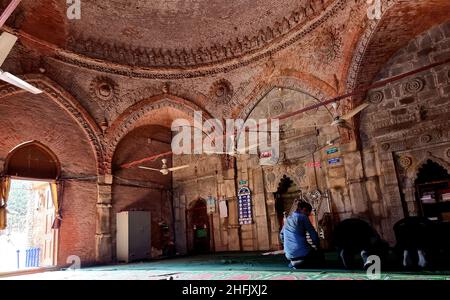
[
  {"xmin": 237, "ymin": 186, "xmax": 252, "ymax": 225},
  {"xmin": 305, "ymin": 162, "xmax": 321, "ymax": 168},
  {"xmin": 260, "ymin": 151, "xmax": 272, "ymax": 158},
  {"xmin": 326, "ymin": 147, "xmax": 339, "ymax": 155},
  {"xmin": 259, "ymin": 146, "xmax": 280, "ymax": 166},
  {"xmin": 207, "ymin": 196, "xmax": 216, "ymax": 214},
  {"xmin": 239, "ymin": 180, "xmax": 248, "ymax": 185},
  {"xmin": 327, "ymin": 157, "xmax": 342, "ymax": 165}
]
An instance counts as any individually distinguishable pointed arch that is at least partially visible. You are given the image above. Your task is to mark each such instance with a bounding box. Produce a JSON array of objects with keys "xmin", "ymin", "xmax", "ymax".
[
  {"xmin": 0, "ymin": 74, "xmax": 105, "ymax": 175},
  {"xmin": 106, "ymin": 93, "xmax": 215, "ymax": 169},
  {"xmin": 236, "ymin": 74, "xmax": 335, "ymax": 121},
  {"xmin": 5, "ymin": 140, "xmax": 60, "ymax": 180}
]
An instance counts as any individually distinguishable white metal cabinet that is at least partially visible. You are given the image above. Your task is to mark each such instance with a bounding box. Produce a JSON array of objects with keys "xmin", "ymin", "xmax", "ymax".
[{"xmin": 116, "ymin": 211, "xmax": 151, "ymax": 263}]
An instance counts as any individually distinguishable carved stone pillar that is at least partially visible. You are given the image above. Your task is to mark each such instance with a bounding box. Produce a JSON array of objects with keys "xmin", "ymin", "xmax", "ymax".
[
  {"xmin": 403, "ymin": 178, "xmax": 419, "ymax": 216},
  {"xmin": 95, "ymin": 174, "xmax": 113, "ymax": 263},
  {"xmin": 223, "ymin": 178, "xmax": 241, "ymax": 251},
  {"xmin": 174, "ymin": 193, "xmax": 187, "ymax": 255},
  {"xmin": 378, "ymin": 153, "xmax": 406, "ymax": 245},
  {"xmin": 252, "ymin": 167, "xmax": 270, "ymax": 250},
  {"xmin": 265, "ymin": 193, "xmax": 280, "ymax": 250}
]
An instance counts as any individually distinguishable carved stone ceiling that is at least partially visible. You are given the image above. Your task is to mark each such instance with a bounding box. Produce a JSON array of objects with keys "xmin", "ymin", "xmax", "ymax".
[{"xmin": 2, "ymin": 0, "xmax": 337, "ymax": 69}]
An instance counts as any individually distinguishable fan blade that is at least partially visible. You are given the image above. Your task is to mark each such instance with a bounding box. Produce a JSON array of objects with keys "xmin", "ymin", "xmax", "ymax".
[
  {"xmin": 204, "ymin": 150, "xmax": 237, "ymax": 156},
  {"xmin": 0, "ymin": 32, "xmax": 17, "ymax": 66},
  {"xmin": 338, "ymin": 121, "xmax": 354, "ymax": 131},
  {"xmin": 0, "ymin": 0, "xmax": 22, "ymax": 28},
  {"xmin": 138, "ymin": 166, "xmax": 162, "ymax": 172},
  {"xmin": 341, "ymin": 102, "xmax": 370, "ymax": 120},
  {"xmin": 168, "ymin": 165, "xmax": 190, "ymax": 172},
  {"xmin": 0, "ymin": 71, "xmax": 42, "ymax": 94},
  {"xmin": 317, "ymin": 136, "xmax": 341, "ymax": 151}
]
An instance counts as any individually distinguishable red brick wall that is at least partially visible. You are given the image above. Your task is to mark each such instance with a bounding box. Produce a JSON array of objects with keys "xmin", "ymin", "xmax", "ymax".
[
  {"xmin": 0, "ymin": 93, "xmax": 98, "ymax": 265},
  {"xmin": 58, "ymin": 181, "xmax": 97, "ymax": 265}
]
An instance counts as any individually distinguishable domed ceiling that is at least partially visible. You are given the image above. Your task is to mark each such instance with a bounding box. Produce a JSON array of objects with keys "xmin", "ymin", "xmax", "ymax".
[{"xmin": 2, "ymin": 0, "xmax": 338, "ymax": 68}]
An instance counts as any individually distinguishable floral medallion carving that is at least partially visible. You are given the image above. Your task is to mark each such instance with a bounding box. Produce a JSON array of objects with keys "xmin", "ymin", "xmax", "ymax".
[
  {"xmin": 420, "ymin": 134, "xmax": 432, "ymax": 144},
  {"xmin": 210, "ymin": 79, "xmax": 233, "ymax": 105},
  {"xmin": 90, "ymin": 76, "xmax": 119, "ymax": 105},
  {"xmin": 270, "ymin": 100, "xmax": 284, "ymax": 114},
  {"xmin": 398, "ymin": 156, "xmax": 412, "ymax": 169},
  {"xmin": 310, "ymin": 26, "xmax": 343, "ymax": 66},
  {"xmin": 381, "ymin": 143, "xmax": 390, "ymax": 151},
  {"xmin": 368, "ymin": 90, "xmax": 384, "ymax": 104},
  {"xmin": 403, "ymin": 77, "xmax": 425, "ymax": 94}
]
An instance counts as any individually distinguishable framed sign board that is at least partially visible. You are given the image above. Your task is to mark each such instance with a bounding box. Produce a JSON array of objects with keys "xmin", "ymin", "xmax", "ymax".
[{"xmin": 238, "ymin": 186, "xmax": 252, "ymax": 225}]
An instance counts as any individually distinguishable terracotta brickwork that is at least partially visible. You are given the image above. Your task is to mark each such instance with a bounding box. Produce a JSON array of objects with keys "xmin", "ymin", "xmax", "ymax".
[{"xmin": 0, "ymin": 0, "xmax": 449, "ymax": 263}]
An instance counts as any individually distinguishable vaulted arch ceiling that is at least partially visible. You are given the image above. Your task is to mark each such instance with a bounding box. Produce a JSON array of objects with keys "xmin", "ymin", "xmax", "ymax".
[
  {"xmin": 2, "ymin": 0, "xmax": 340, "ymax": 69},
  {"xmin": 347, "ymin": 0, "xmax": 450, "ymax": 93}
]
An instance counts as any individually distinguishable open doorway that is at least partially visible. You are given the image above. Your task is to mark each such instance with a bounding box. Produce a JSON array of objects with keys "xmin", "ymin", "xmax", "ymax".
[
  {"xmin": 187, "ymin": 199, "xmax": 210, "ymax": 254},
  {"xmin": 275, "ymin": 175, "xmax": 319, "ymax": 247},
  {"xmin": 0, "ymin": 141, "xmax": 60, "ymax": 272},
  {"xmin": 415, "ymin": 160, "xmax": 450, "ymax": 222},
  {"xmin": 0, "ymin": 179, "xmax": 57, "ymax": 271},
  {"xmin": 275, "ymin": 176, "xmax": 300, "ymax": 231}
]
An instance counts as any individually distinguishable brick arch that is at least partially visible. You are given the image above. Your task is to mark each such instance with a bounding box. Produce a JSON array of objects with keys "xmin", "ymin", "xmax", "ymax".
[
  {"xmin": 346, "ymin": 0, "xmax": 450, "ymax": 98},
  {"xmin": 106, "ymin": 94, "xmax": 214, "ymax": 170},
  {"xmin": 0, "ymin": 74, "xmax": 105, "ymax": 175},
  {"xmin": 236, "ymin": 73, "xmax": 335, "ymax": 121},
  {"xmin": 5, "ymin": 140, "xmax": 61, "ymax": 180},
  {"xmin": 344, "ymin": 0, "xmax": 450, "ymax": 145}
]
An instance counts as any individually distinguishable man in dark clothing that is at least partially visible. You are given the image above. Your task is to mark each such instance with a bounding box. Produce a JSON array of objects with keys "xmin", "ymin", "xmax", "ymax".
[
  {"xmin": 279, "ymin": 202, "xmax": 323, "ymax": 268},
  {"xmin": 333, "ymin": 218, "xmax": 389, "ymax": 270},
  {"xmin": 394, "ymin": 217, "xmax": 435, "ymax": 269}
]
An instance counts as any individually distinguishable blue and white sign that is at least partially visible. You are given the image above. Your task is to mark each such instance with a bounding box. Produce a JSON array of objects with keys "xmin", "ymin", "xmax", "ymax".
[
  {"xmin": 238, "ymin": 186, "xmax": 252, "ymax": 225},
  {"xmin": 326, "ymin": 147, "xmax": 339, "ymax": 155},
  {"xmin": 207, "ymin": 196, "xmax": 216, "ymax": 214},
  {"xmin": 328, "ymin": 157, "xmax": 342, "ymax": 165}
]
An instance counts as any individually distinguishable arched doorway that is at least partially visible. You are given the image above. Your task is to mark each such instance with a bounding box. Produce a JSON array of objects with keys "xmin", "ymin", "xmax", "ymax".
[
  {"xmin": 274, "ymin": 175, "xmax": 300, "ymax": 231},
  {"xmin": 112, "ymin": 125, "xmax": 174, "ymax": 260},
  {"xmin": 187, "ymin": 199, "xmax": 210, "ymax": 254},
  {"xmin": 415, "ymin": 160, "xmax": 450, "ymax": 222},
  {"xmin": 0, "ymin": 141, "xmax": 60, "ymax": 271},
  {"xmin": 5, "ymin": 142, "xmax": 60, "ymax": 180}
]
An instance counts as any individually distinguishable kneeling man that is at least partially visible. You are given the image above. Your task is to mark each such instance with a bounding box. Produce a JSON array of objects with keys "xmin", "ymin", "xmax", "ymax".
[{"xmin": 280, "ymin": 202, "xmax": 323, "ymax": 269}]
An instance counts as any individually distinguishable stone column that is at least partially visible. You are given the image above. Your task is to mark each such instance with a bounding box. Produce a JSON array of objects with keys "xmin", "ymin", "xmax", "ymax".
[
  {"xmin": 173, "ymin": 191, "xmax": 187, "ymax": 255},
  {"xmin": 378, "ymin": 152, "xmax": 406, "ymax": 244},
  {"xmin": 95, "ymin": 174, "xmax": 113, "ymax": 263},
  {"xmin": 403, "ymin": 178, "xmax": 419, "ymax": 216},
  {"xmin": 252, "ymin": 167, "xmax": 270, "ymax": 250},
  {"xmin": 265, "ymin": 193, "xmax": 280, "ymax": 250},
  {"xmin": 342, "ymin": 149, "xmax": 370, "ymax": 215},
  {"xmin": 223, "ymin": 177, "xmax": 241, "ymax": 251}
]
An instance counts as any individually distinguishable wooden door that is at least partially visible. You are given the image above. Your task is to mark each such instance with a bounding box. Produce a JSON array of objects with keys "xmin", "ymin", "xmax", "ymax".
[{"xmin": 42, "ymin": 185, "xmax": 57, "ymax": 266}]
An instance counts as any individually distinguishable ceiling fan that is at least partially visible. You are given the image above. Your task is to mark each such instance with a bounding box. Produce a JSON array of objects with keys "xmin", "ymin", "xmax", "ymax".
[
  {"xmin": 294, "ymin": 102, "xmax": 370, "ymax": 130},
  {"xmin": 329, "ymin": 102, "xmax": 370, "ymax": 130},
  {"xmin": 138, "ymin": 159, "xmax": 189, "ymax": 175},
  {"xmin": 0, "ymin": 0, "xmax": 42, "ymax": 94}
]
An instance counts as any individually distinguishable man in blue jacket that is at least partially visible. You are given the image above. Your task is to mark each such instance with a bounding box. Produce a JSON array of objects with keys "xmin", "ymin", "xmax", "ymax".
[{"xmin": 280, "ymin": 201, "xmax": 323, "ymax": 268}]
